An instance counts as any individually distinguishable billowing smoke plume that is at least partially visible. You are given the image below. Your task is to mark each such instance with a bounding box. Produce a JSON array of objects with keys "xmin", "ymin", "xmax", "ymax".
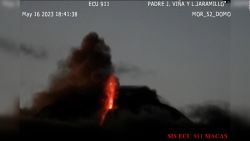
[{"xmin": 32, "ymin": 32, "xmax": 114, "ymax": 113}]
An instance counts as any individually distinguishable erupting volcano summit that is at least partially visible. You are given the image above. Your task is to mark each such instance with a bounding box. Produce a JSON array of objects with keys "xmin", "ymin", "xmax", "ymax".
[{"xmin": 21, "ymin": 32, "xmax": 195, "ymax": 140}]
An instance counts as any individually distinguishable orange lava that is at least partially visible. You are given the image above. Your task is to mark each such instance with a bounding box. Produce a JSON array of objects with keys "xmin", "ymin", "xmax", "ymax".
[{"xmin": 100, "ymin": 74, "xmax": 118, "ymax": 125}]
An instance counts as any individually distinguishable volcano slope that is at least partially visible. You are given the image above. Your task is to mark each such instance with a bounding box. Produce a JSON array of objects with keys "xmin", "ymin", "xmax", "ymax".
[{"xmin": 21, "ymin": 86, "xmax": 198, "ymax": 141}]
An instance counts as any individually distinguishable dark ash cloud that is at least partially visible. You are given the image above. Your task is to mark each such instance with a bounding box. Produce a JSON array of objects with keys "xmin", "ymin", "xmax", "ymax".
[
  {"xmin": 0, "ymin": 38, "xmax": 48, "ymax": 59},
  {"xmin": 32, "ymin": 32, "xmax": 113, "ymax": 114}
]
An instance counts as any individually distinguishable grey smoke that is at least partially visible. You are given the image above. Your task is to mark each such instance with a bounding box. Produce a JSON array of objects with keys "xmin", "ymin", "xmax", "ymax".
[
  {"xmin": 181, "ymin": 102, "xmax": 250, "ymax": 140},
  {"xmin": 182, "ymin": 102, "xmax": 230, "ymax": 125},
  {"xmin": 0, "ymin": 38, "xmax": 48, "ymax": 59},
  {"xmin": 115, "ymin": 62, "xmax": 153, "ymax": 77},
  {"xmin": 20, "ymin": 44, "xmax": 47, "ymax": 59},
  {"xmin": 182, "ymin": 102, "xmax": 250, "ymax": 129}
]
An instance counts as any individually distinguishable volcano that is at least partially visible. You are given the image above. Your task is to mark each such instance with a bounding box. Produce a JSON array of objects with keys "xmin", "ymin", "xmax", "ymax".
[
  {"xmin": 20, "ymin": 85, "xmax": 194, "ymax": 140},
  {"xmin": 18, "ymin": 32, "xmax": 235, "ymax": 140}
]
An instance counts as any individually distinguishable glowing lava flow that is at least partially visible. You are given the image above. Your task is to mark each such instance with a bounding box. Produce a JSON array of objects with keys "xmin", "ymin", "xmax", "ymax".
[{"xmin": 100, "ymin": 74, "xmax": 118, "ymax": 125}]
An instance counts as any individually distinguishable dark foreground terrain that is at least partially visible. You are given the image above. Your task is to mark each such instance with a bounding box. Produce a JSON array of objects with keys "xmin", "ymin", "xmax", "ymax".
[{"xmin": 1, "ymin": 86, "xmax": 249, "ymax": 141}]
